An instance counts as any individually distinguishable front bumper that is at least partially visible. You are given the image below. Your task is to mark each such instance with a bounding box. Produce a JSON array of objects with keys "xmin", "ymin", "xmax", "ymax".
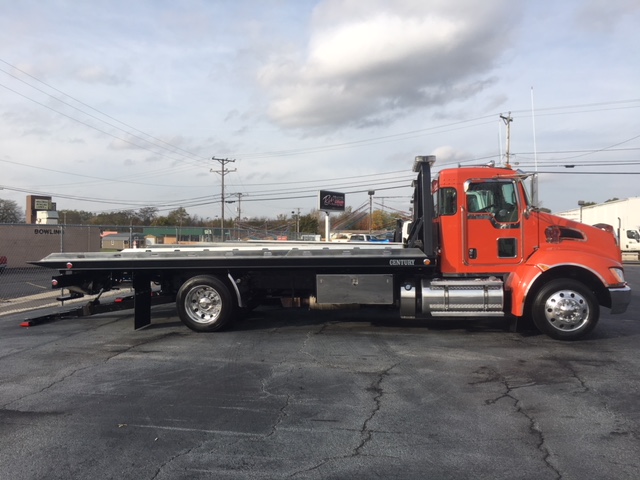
[{"xmin": 609, "ymin": 285, "xmax": 632, "ymax": 314}]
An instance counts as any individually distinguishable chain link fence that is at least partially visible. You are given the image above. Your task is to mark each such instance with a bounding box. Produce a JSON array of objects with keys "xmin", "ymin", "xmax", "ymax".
[{"xmin": 0, "ymin": 224, "xmax": 104, "ymax": 317}]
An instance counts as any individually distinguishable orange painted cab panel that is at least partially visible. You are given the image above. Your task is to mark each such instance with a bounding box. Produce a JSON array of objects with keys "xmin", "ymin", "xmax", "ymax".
[
  {"xmin": 434, "ymin": 165, "xmax": 622, "ymax": 278},
  {"xmin": 436, "ymin": 166, "xmax": 537, "ymax": 275}
]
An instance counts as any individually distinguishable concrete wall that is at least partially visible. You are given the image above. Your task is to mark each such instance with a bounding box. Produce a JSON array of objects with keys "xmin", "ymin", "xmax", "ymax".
[{"xmin": 0, "ymin": 224, "xmax": 102, "ymax": 269}]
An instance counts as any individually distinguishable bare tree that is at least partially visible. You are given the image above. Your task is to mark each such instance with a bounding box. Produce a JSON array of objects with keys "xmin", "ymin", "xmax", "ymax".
[{"xmin": 0, "ymin": 199, "xmax": 24, "ymax": 223}]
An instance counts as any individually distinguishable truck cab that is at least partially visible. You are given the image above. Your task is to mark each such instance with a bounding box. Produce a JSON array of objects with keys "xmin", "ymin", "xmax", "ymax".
[
  {"xmin": 621, "ymin": 228, "xmax": 640, "ymax": 252},
  {"xmin": 429, "ymin": 162, "xmax": 629, "ymax": 339},
  {"xmin": 435, "ymin": 166, "xmax": 531, "ymax": 273}
]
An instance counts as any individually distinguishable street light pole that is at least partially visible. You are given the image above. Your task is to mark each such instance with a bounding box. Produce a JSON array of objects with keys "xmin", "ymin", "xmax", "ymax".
[{"xmin": 578, "ymin": 200, "xmax": 586, "ymax": 223}]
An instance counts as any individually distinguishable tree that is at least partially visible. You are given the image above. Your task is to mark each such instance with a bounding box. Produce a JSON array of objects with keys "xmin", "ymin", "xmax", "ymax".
[
  {"xmin": 151, "ymin": 215, "xmax": 172, "ymax": 226},
  {"xmin": 0, "ymin": 199, "xmax": 24, "ymax": 223},
  {"xmin": 137, "ymin": 206, "xmax": 158, "ymax": 225},
  {"xmin": 332, "ymin": 207, "xmax": 368, "ymax": 230},
  {"xmin": 299, "ymin": 212, "xmax": 319, "ymax": 235},
  {"xmin": 166, "ymin": 207, "xmax": 191, "ymax": 226},
  {"xmin": 90, "ymin": 210, "xmax": 136, "ymax": 226},
  {"xmin": 58, "ymin": 209, "xmax": 94, "ymax": 224},
  {"xmin": 355, "ymin": 209, "xmax": 396, "ymax": 231},
  {"xmin": 605, "ymin": 198, "xmax": 619, "ymax": 203}
]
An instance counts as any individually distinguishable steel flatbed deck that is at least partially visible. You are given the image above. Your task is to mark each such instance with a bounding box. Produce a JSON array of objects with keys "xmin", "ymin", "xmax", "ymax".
[
  {"xmin": 32, "ymin": 242, "xmax": 437, "ymax": 330},
  {"xmin": 33, "ymin": 242, "xmax": 436, "ymax": 271}
]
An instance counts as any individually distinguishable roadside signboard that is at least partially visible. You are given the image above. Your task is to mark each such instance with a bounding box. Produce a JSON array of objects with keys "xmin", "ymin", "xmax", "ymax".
[{"xmin": 319, "ymin": 190, "xmax": 345, "ymax": 212}]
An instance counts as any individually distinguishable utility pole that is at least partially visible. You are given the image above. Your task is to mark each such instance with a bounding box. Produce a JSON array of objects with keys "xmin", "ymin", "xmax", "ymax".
[
  {"xmin": 368, "ymin": 190, "xmax": 375, "ymax": 234},
  {"xmin": 291, "ymin": 208, "xmax": 300, "ymax": 240},
  {"xmin": 211, "ymin": 157, "xmax": 236, "ymax": 242},
  {"xmin": 500, "ymin": 113, "xmax": 513, "ymax": 168},
  {"xmin": 233, "ymin": 193, "xmax": 244, "ymax": 240},
  {"xmin": 234, "ymin": 193, "xmax": 244, "ymax": 222}
]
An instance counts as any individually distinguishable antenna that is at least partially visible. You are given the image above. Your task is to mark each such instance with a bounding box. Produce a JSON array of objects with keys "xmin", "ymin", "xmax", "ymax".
[
  {"xmin": 498, "ymin": 118, "xmax": 503, "ymax": 163},
  {"xmin": 530, "ymin": 87, "xmax": 539, "ymax": 206}
]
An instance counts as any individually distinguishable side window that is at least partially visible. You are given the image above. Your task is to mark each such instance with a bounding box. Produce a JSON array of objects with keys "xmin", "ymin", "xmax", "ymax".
[
  {"xmin": 466, "ymin": 184, "xmax": 494, "ymax": 213},
  {"xmin": 438, "ymin": 187, "xmax": 457, "ymax": 216},
  {"xmin": 466, "ymin": 181, "xmax": 519, "ymax": 223},
  {"xmin": 498, "ymin": 238, "xmax": 517, "ymax": 257}
]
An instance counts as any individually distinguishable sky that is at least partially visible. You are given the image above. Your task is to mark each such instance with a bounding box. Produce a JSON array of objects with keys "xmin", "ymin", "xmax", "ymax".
[{"xmin": 1, "ymin": 0, "xmax": 639, "ymax": 224}]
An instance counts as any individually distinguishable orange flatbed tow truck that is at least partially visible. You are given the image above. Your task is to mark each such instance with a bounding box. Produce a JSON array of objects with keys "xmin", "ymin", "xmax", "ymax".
[{"xmin": 33, "ymin": 156, "xmax": 630, "ymax": 340}]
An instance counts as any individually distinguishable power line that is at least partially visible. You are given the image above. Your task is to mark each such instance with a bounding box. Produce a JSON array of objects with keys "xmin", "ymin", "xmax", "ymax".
[
  {"xmin": 0, "ymin": 80, "xmax": 211, "ymax": 172},
  {"xmin": 2, "ymin": 57, "xmax": 639, "ymax": 165},
  {"xmin": 0, "ymin": 59, "xmax": 208, "ymax": 165}
]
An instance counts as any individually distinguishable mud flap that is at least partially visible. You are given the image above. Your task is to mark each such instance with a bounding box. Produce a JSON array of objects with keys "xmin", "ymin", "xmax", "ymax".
[{"xmin": 133, "ymin": 272, "xmax": 152, "ymax": 329}]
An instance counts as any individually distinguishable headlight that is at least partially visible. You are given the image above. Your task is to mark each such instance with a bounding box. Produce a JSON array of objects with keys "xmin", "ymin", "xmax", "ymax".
[{"xmin": 610, "ymin": 267, "xmax": 626, "ymax": 284}]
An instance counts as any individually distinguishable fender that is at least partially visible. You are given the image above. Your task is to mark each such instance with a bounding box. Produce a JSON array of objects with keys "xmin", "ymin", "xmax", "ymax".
[
  {"xmin": 505, "ymin": 248, "xmax": 624, "ymax": 316},
  {"xmin": 227, "ymin": 272, "xmax": 245, "ymax": 308}
]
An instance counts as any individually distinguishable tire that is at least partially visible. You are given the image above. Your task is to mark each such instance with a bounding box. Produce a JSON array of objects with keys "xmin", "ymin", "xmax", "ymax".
[
  {"xmin": 531, "ymin": 279, "xmax": 599, "ymax": 340},
  {"xmin": 176, "ymin": 275, "xmax": 234, "ymax": 332}
]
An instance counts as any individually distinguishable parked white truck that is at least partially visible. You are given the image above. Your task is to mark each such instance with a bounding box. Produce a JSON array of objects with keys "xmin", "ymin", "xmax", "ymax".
[{"xmin": 556, "ymin": 198, "xmax": 640, "ymax": 253}]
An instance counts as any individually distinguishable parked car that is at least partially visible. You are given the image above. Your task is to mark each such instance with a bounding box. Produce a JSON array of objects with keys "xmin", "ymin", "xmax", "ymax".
[
  {"xmin": 0, "ymin": 255, "xmax": 6, "ymax": 274},
  {"xmin": 347, "ymin": 234, "xmax": 372, "ymax": 242}
]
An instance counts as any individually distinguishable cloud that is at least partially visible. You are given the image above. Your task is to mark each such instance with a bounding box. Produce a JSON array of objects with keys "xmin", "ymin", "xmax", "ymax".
[
  {"xmin": 574, "ymin": 0, "xmax": 640, "ymax": 33},
  {"xmin": 74, "ymin": 64, "xmax": 130, "ymax": 86},
  {"xmin": 108, "ymin": 136, "xmax": 144, "ymax": 151},
  {"xmin": 259, "ymin": 0, "xmax": 521, "ymax": 131},
  {"xmin": 431, "ymin": 145, "xmax": 471, "ymax": 166}
]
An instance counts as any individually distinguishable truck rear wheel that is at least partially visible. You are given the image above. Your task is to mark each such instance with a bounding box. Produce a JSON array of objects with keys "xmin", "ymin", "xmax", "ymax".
[
  {"xmin": 176, "ymin": 275, "xmax": 234, "ymax": 332},
  {"xmin": 531, "ymin": 279, "xmax": 599, "ymax": 340}
]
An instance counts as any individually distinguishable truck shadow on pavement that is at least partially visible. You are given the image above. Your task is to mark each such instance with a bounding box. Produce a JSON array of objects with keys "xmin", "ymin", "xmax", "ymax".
[{"xmin": 144, "ymin": 304, "xmax": 637, "ymax": 342}]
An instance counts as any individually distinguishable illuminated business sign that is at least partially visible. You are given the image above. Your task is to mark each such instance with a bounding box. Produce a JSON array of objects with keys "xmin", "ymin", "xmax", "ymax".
[
  {"xmin": 318, "ymin": 190, "xmax": 345, "ymax": 212},
  {"xmin": 34, "ymin": 199, "xmax": 51, "ymax": 210}
]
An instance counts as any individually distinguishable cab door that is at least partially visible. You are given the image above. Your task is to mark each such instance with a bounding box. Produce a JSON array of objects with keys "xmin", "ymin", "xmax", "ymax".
[{"xmin": 463, "ymin": 180, "xmax": 524, "ymax": 267}]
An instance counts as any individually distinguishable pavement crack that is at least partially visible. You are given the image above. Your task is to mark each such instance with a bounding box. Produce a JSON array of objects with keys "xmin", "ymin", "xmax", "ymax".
[
  {"xmin": 104, "ymin": 332, "xmax": 183, "ymax": 362},
  {"xmin": 3, "ymin": 332, "xmax": 184, "ymax": 409},
  {"xmin": 555, "ymin": 358, "xmax": 589, "ymax": 393},
  {"xmin": 287, "ymin": 363, "xmax": 399, "ymax": 478},
  {"xmin": 150, "ymin": 444, "xmax": 200, "ymax": 480},
  {"xmin": 2, "ymin": 364, "xmax": 93, "ymax": 409},
  {"xmin": 353, "ymin": 363, "xmax": 398, "ymax": 456},
  {"xmin": 519, "ymin": 393, "xmax": 562, "ymax": 480},
  {"xmin": 288, "ymin": 458, "xmax": 332, "ymax": 478},
  {"xmin": 265, "ymin": 393, "xmax": 291, "ymax": 438},
  {"xmin": 299, "ymin": 324, "xmax": 329, "ymax": 364},
  {"xmin": 483, "ymin": 371, "xmax": 561, "ymax": 480}
]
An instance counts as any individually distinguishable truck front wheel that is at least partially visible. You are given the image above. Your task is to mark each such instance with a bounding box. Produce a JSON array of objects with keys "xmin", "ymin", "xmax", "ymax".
[
  {"xmin": 176, "ymin": 275, "xmax": 234, "ymax": 332},
  {"xmin": 531, "ymin": 279, "xmax": 599, "ymax": 340}
]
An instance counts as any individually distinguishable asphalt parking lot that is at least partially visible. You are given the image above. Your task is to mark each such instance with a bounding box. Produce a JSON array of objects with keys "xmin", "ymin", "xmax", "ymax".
[{"xmin": 1, "ymin": 267, "xmax": 639, "ymax": 479}]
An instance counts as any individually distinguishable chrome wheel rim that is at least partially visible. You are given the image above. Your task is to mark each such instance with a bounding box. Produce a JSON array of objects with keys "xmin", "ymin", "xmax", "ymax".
[
  {"xmin": 185, "ymin": 286, "xmax": 223, "ymax": 324},
  {"xmin": 543, "ymin": 289, "xmax": 589, "ymax": 332}
]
